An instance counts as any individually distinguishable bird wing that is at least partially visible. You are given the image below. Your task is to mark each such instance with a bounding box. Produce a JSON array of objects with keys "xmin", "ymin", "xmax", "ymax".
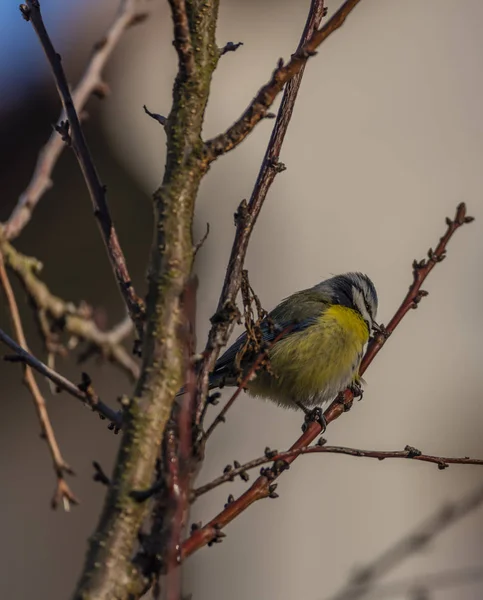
[{"xmin": 212, "ymin": 316, "xmax": 317, "ymax": 378}]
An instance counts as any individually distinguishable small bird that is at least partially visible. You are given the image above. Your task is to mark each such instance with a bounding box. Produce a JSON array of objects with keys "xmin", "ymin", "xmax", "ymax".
[{"xmin": 209, "ymin": 272, "xmax": 379, "ymax": 412}]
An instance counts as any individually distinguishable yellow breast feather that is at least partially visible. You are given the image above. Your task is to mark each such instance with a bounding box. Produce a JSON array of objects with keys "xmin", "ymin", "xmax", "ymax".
[{"xmin": 247, "ymin": 305, "xmax": 369, "ymax": 408}]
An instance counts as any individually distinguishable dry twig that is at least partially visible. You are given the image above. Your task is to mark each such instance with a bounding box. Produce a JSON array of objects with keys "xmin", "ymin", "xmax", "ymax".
[
  {"xmin": 0, "ymin": 252, "xmax": 78, "ymax": 509},
  {"xmin": 192, "ymin": 444, "xmax": 483, "ymax": 498},
  {"xmin": 195, "ymin": 0, "xmax": 329, "ymax": 425},
  {"xmin": 203, "ymin": 0, "xmax": 361, "ymax": 160},
  {"xmin": 19, "ymin": 0, "xmax": 145, "ymax": 339},
  {"xmin": 182, "ymin": 203, "xmax": 474, "ymax": 557},
  {"xmin": 0, "ymin": 328, "xmax": 122, "ymax": 427},
  {"xmin": 1, "ymin": 236, "xmax": 139, "ymax": 380},
  {"xmin": 5, "ymin": 0, "xmax": 149, "ymax": 241}
]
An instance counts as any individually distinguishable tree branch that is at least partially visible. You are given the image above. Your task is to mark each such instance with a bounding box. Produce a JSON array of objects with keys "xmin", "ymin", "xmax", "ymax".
[
  {"xmin": 5, "ymin": 0, "xmax": 149, "ymax": 242},
  {"xmin": 0, "ymin": 251, "xmax": 78, "ymax": 509},
  {"xmin": 19, "ymin": 0, "xmax": 145, "ymax": 340},
  {"xmin": 203, "ymin": 0, "xmax": 362, "ymax": 161},
  {"xmin": 0, "ymin": 234, "xmax": 139, "ymax": 380},
  {"xmin": 192, "ymin": 444, "xmax": 483, "ymax": 499},
  {"xmin": 72, "ymin": 1, "xmax": 222, "ymax": 597},
  {"xmin": 195, "ymin": 0, "xmax": 328, "ymax": 426},
  {"xmin": 167, "ymin": 0, "xmax": 195, "ymax": 76},
  {"xmin": 182, "ymin": 202, "xmax": 474, "ymax": 557},
  {"xmin": 0, "ymin": 328, "xmax": 122, "ymax": 427}
]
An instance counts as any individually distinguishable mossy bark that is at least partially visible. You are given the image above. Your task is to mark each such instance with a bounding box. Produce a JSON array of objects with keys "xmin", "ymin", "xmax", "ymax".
[{"xmin": 73, "ymin": 2, "xmax": 220, "ymax": 598}]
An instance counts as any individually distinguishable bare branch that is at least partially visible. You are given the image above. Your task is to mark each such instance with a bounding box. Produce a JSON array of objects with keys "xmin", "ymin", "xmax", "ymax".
[
  {"xmin": 0, "ymin": 251, "xmax": 78, "ymax": 509},
  {"xmin": 73, "ymin": 2, "xmax": 222, "ymax": 597},
  {"xmin": 143, "ymin": 104, "xmax": 167, "ymax": 127},
  {"xmin": 0, "ymin": 327, "xmax": 122, "ymax": 427},
  {"xmin": 5, "ymin": 0, "xmax": 149, "ymax": 241},
  {"xmin": 182, "ymin": 202, "xmax": 474, "ymax": 557},
  {"xmin": 19, "ymin": 0, "xmax": 145, "ymax": 339},
  {"xmin": 219, "ymin": 41, "xmax": 243, "ymax": 56},
  {"xmin": 195, "ymin": 0, "xmax": 328, "ymax": 426},
  {"xmin": 167, "ymin": 0, "xmax": 195, "ymax": 76},
  {"xmin": 0, "ymin": 235, "xmax": 139, "ymax": 380},
  {"xmin": 203, "ymin": 0, "xmax": 361, "ymax": 160},
  {"xmin": 193, "ymin": 444, "xmax": 483, "ymax": 498}
]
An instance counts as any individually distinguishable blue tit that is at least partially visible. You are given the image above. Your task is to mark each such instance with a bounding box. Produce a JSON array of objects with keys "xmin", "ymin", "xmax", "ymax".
[{"xmin": 210, "ymin": 272, "xmax": 378, "ymax": 410}]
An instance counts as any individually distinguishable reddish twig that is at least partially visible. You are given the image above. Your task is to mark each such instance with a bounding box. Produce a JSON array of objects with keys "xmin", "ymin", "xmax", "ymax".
[
  {"xmin": 203, "ymin": 0, "xmax": 361, "ymax": 160},
  {"xmin": 19, "ymin": 1, "xmax": 145, "ymax": 339},
  {"xmin": 204, "ymin": 323, "xmax": 295, "ymax": 440},
  {"xmin": 182, "ymin": 202, "xmax": 474, "ymax": 557},
  {"xmin": 192, "ymin": 444, "xmax": 483, "ymax": 498},
  {"xmin": 0, "ymin": 327, "xmax": 122, "ymax": 427},
  {"xmin": 165, "ymin": 278, "xmax": 198, "ymax": 600},
  {"xmin": 195, "ymin": 0, "xmax": 327, "ymax": 425},
  {"xmin": 0, "ymin": 252, "xmax": 78, "ymax": 509},
  {"xmin": 5, "ymin": 0, "xmax": 148, "ymax": 241}
]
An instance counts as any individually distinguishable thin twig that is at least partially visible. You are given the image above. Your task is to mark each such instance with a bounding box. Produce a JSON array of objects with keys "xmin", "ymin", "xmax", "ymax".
[
  {"xmin": 163, "ymin": 279, "xmax": 199, "ymax": 600},
  {"xmin": 326, "ymin": 481, "xmax": 483, "ymax": 600},
  {"xmin": 182, "ymin": 203, "xmax": 474, "ymax": 557},
  {"xmin": 0, "ymin": 327, "xmax": 122, "ymax": 427},
  {"xmin": 0, "ymin": 251, "xmax": 78, "ymax": 509},
  {"xmin": 19, "ymin": 1, "xmax": 145, "ymax": 339},
  {"xmin": 143, "ymin": 104, "xmax": 167, "ymax": 127},
  {"xmin": 203, "ymin": 0, "xmax": 361, "ymax": 160},
  {"xmin": 195, "ymin": 0, "xmax": 328, "ymax": 426},
  {"xmin": 1, "ymin": 234, "xmax": 139, "ymax": 380},
  {"xmin": 5, "ymin": 0, "xmax": 149, "ymax": 241},
  {"xmin": 219, "ymin": 41, "xmax": 243, "ymax": 56},
  {"xmin": 192, "ymin": 444, "xmax": 483, "ymax": 498}
]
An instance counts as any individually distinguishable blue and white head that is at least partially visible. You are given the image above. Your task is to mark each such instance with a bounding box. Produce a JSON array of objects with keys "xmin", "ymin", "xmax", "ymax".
[{"xmin": 316, "ymin": 272, "xmax": 379, "ymax": 332}]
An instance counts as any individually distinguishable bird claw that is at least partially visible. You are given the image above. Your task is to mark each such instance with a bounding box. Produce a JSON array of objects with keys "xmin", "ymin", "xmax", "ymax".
[
  {"xmin": 350, "ymin": 381, "xmax": 364, "ymax": 400},
  {"xmin": 296, "ymin": 402, "xmax": 327, "ymax": 433}
]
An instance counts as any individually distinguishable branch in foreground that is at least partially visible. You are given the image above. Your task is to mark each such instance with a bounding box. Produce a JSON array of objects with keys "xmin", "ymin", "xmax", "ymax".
[
  {"xmin": 5, "ymin": 0, "xmax": 149, "ymax": 241},
  {"xmin": 195, "ymin": 0, "xmax": 327, "ymax": 425},
  {"xmin": 192, "ymin": 444, "xmax": 483, "ymax": 498},
  {"xmin": 326, "ymin": 480, "xmax": 483, "ymax": 600},
  {"xmin": 203, "ymin": 0, "xmax": 361, "ymax": 160},
  {"xmin": 182, "ymin": 202, "xmax": 474, "ymax": 557},
  {"xmin": 20, "ymin": 1, "xmax": 145, "ymax": 340},
  {"xmin": 73, "ymin": 1, "xmax": 222, "ymax": 597},
  {"xmin": 0, "ymin": 252, "xmax": 77, "ymax": 509},
  {"xmin": 0, "ymin": 328, "xmax": 121, "ymax": 428},
  {"xmin": 0, "ymin": 235, "xmax": 139, "ymax": 381}
]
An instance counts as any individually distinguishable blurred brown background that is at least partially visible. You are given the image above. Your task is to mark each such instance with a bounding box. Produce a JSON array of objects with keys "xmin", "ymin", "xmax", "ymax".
[{"xmin": 1, "ymin": 0, "xmax": 483, "ymax": 598}]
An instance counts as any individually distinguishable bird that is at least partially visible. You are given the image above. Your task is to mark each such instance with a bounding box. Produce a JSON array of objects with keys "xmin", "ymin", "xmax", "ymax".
[{"xmin": 209, "ymin": 272, "xmax": 379, "ymax": 414}]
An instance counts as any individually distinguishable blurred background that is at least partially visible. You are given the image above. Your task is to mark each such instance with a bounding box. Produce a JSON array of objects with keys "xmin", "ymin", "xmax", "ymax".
[{"xmin": 1, "ymin": 0, "xmax": 483, "ymax": 598}]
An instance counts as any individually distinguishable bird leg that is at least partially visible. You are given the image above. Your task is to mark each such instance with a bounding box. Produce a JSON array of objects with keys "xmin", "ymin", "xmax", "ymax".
[{"xmin": 295, "ymin": 401, "xmax": 327, "ymax": 433}]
